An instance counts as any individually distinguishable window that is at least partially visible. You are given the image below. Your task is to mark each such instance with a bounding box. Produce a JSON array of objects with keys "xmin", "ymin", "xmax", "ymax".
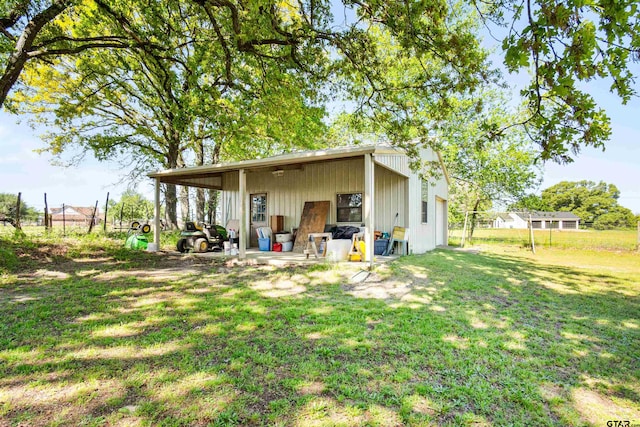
[
  {"xmin": 337, "ymin": 193, "xmax": 362, "ymax": 222},
  {"xmin": 421, "ymin": 180, "xmax": 428, "ymax": 223},
  {"xmin": 251, "ymin": 194, "xmax": 267, "ymax": 222}
]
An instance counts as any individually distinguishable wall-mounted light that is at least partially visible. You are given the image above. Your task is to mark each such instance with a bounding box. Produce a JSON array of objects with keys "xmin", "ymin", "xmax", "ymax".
[{"xmin": 272, "ymin": 169, "xmax": 284, "ymax": 177}]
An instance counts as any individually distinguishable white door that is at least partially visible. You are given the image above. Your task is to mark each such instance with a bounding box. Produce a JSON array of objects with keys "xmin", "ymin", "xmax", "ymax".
[{"xmin": 435, "ymin": 198, "xmax": 446, "ymax": 246}]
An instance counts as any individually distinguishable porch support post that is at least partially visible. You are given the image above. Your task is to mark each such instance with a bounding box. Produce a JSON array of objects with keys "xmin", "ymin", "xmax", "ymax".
[
  {"xmin": 239, "ymin": 168, "xmax": 247, "ymax": 259},
  {"xmin": 153, "ymin": 178, "xmax": 161, "ymax": 251},
  {"xmin": 364, "ymin": 153, "xmax": 375, "ymax": 267},
  {"xmin": 404, "ymin": 177, "xmax": 410, "ymax": 230}
]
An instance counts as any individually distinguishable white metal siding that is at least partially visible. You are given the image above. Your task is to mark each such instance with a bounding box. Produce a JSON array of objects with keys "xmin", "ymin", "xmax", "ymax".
[
  {"xmin": 220, "ymin": 147, "xmax": 447, "ymax": 253},
  {"xmin": 221, "ymin": 158, "xmax": 365, "ymax": 233},
  {"xmin": 374, "ymin": 165, "xmax": 407, "ymax": 234},
  {"xmin": 374, "ymin": 154, "xmax": 410, "ymax": 177},
  {"xmin": 408, "ymin": 148, "xmax": 448, "ymax": 254}
]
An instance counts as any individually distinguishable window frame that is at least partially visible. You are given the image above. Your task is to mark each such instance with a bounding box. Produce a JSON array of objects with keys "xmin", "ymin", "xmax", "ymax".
[
  {"xmin": 336, "ymin": 192, "xmax": 363, "ymax": 223},
  {"xmin": 421, "ymin": 180, "xmax": 429, "ymax": 224}
]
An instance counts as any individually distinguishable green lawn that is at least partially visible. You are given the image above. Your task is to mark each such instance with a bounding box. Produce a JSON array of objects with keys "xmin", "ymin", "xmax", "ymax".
[{"xmin": 0, "ymin": 233, "xmax": 638, "ymax": 426}]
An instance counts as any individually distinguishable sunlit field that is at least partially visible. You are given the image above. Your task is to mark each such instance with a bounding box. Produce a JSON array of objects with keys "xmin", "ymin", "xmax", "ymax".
[
  {"xmin": 449, "ymin": 227, "xmax": 638, "ymax": 252},
  {"xmin": 1, "ymin": 231, "xmax": 638, "ymax": 426}
]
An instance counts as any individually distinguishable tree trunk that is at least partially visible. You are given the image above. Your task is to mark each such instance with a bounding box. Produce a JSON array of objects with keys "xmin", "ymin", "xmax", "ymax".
[
  {"xmin": 206, "ymin": 144, "xmax": 221, "ymax": 224},
  {"xmin": 165, "ymin": 183, "xmax": 178, "ymax": 229},
  {"xmin": 180, "ymin": 185, "xmax": 190, "ymax": 226},
  {"xmin": 165, "ymin": 140, "xmax": 181, "ymax": 229},
  {"xmin": 207, "ymin": 190, "xmax": 219, "ymax": 224}
]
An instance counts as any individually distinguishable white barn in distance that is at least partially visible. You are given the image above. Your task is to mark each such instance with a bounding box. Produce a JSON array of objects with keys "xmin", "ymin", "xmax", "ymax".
[
  {"xmin": 494, "ymin": 212, "xmax": 581, "ymax": 230},
  {"xmin": 149, "ymin": 144, "xmax": 449, "ymax": 264}
]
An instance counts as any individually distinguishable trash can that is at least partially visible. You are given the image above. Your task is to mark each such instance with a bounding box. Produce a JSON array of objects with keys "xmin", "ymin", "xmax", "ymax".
[
  {"xmin": 374, "ymin": 239, "xmax": 389, "ymax": 255},
  {"xmin": 282, "ymin": 241, "xmax": 293, "ymax": 252}
]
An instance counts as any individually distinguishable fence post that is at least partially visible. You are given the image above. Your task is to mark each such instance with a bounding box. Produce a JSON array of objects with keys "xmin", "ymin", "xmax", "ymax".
[
  {"xmin": 62, "ymin": 204, "xmax": 66, "ymax": 237},
  {"xmin": 88, "ymin": 200, "xmax": 99, "ymax": 234},
  {"xmin": 103, "ymin": 192, "xmax": 109, "ymax": 232},
  {"xmin": 15, "ymin": 192, "xmax": 22, "ymax": 230},
  {"xmin": 529, "ymin": 214, "xmax": 536, "ymax": 254},
  {"xmin": 637, "ymin": 221, "xmax": 639, "ymax": 252},
  {"xmin": 44, "ymin": 193, "xmax": 49, "ymax": 232}
]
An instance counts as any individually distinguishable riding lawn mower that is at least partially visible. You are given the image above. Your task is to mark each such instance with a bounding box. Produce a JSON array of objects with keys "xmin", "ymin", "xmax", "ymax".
[{"xmin": 177, "ymin": 222, "xmax": 228, "ymax": 253}]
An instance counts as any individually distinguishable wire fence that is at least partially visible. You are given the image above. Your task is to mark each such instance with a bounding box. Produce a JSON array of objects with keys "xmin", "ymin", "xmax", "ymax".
[
  {"xmin": 0, "ymin": 191, "xmax": 158, "ymax": 236},
  {"xmin": 449, "ymin": 227, "xmax": 639, "ymax": 252}
]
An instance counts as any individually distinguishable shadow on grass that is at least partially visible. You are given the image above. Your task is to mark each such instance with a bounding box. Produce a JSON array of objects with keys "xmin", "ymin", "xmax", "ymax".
[{"xmin": 0, "ymin": 243, "xmax": 638, "ymax": 426}]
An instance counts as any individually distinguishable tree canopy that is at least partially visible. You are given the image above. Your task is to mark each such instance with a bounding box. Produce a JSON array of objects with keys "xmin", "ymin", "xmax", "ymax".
[
  {"xmin": 2, "ymin": 0, "xmax": 639, "ymax": 165},
  {"xmin": 540, "ymin": 180, "xmax": 636, "ymax": 229},
  {"xmin": 0, "ymin": 192, "xmax": 38, "ymax": 222},
  {"xmin": 430, "ymin": 85, "xmax": 541, "ymax": 238},
  {"xmin": 478, "ymin": 0, "xmax": 640, "ymax": 163},
  {"xmin": 108, "ymin": 189, "xmax": 155, "ymax": 225},
  {"xmin": 511, "ymin": 180, "xmax": 637, "ymax": 229},
  {"xmin": 10, "ymin": 0, "xmax": 329, "ymax": 226}
]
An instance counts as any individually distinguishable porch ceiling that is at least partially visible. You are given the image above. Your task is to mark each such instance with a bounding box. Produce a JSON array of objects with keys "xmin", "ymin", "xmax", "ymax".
[
  {"xmin": 148, "ymin": 145, "xmax": 404, "ymax": 186},
  {"xmin": 159, "ymin": 172, "xmax": 224, "ymax": 189}
]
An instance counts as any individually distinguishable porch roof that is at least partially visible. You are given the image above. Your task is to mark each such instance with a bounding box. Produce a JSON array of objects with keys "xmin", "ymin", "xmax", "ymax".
[{"xmin": 148, "ymin": 145, "xmax": 402, "ymax": 188}]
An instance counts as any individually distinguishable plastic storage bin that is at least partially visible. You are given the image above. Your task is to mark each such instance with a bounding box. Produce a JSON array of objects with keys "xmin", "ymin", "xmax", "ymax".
[
  {"xmin": 282, "ymin": 241, "xmax": 293, "ymax": 252},
  {"xmin": 258, "ymin": 238, "xmax": 270, "ymax": 251},
  {"xmin": 374, "ymin": 239, "xmax": 389, "ymax": 255},
  {"xmin": 275, "ymin": 233, "xmax": 293, "ymax": 243}
]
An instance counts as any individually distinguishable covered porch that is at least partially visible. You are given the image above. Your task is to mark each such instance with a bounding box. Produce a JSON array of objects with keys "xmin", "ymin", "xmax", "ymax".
[{"xmin": 148, "ymin": 145, "xmax": 413, "ymax": 267}]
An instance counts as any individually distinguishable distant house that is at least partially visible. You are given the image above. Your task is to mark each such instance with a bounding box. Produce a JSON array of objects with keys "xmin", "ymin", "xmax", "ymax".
[
  {"xmin": 50, "ymin": 206, "xmax": 100, "ymax": 227},
  {"xmin": 493, "ymin": 213, "xmax": 528, "ymax": 229},
  {"xmin": 494, "ymin": 212, "xmax": 580, "ymax": 230}
]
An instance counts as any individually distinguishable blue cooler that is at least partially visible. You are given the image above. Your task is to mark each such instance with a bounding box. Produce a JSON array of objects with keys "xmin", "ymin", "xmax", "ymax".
[{"xmin": 258, "ymin": 238, "xmax": 270, "ymax": 251}]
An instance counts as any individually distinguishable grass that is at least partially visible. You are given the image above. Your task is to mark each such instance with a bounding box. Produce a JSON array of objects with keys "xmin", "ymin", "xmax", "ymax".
[
  {"xmin": 0, "ymin": 231, "xmax": 638, "ymax": 426},
  {"xmin": 449, "ymin": 228, "xmax": 639, "ymax": 252}
]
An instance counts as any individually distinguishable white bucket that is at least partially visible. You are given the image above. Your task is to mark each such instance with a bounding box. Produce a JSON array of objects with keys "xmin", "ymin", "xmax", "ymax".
[
  {"xmin": 223, "ymin": 241, "xmax": 231, "ymax": 255},
  {"xmin": 326, "ymin": 239, "xmax": 351, "ymax": 261},
  {"xmin": 146, "ymin": 243, "xmax": 158, "ymax": 252}
]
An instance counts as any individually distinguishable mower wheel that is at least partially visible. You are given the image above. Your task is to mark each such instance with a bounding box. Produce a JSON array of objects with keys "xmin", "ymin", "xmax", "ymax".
[
  {"xmin": 194, "ymin": 238, "xmax": 208, "ymax": 253},
  {"xmin": 130, "ymin": 220, "xmax": 141, "ymax": 230},
  {"xmin": 177, "ymin": 238, "xmax": 188, "ymax": 253},
  {"xmin": 141, "ymin": 223, "xmax": 151, "ymax": 234}
]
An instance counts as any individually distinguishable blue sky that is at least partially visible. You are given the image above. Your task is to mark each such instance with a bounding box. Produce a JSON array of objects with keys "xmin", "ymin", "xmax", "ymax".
[{"xmin": 539, "ymin": 82, "xmax": 640, "ymax": 214}]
